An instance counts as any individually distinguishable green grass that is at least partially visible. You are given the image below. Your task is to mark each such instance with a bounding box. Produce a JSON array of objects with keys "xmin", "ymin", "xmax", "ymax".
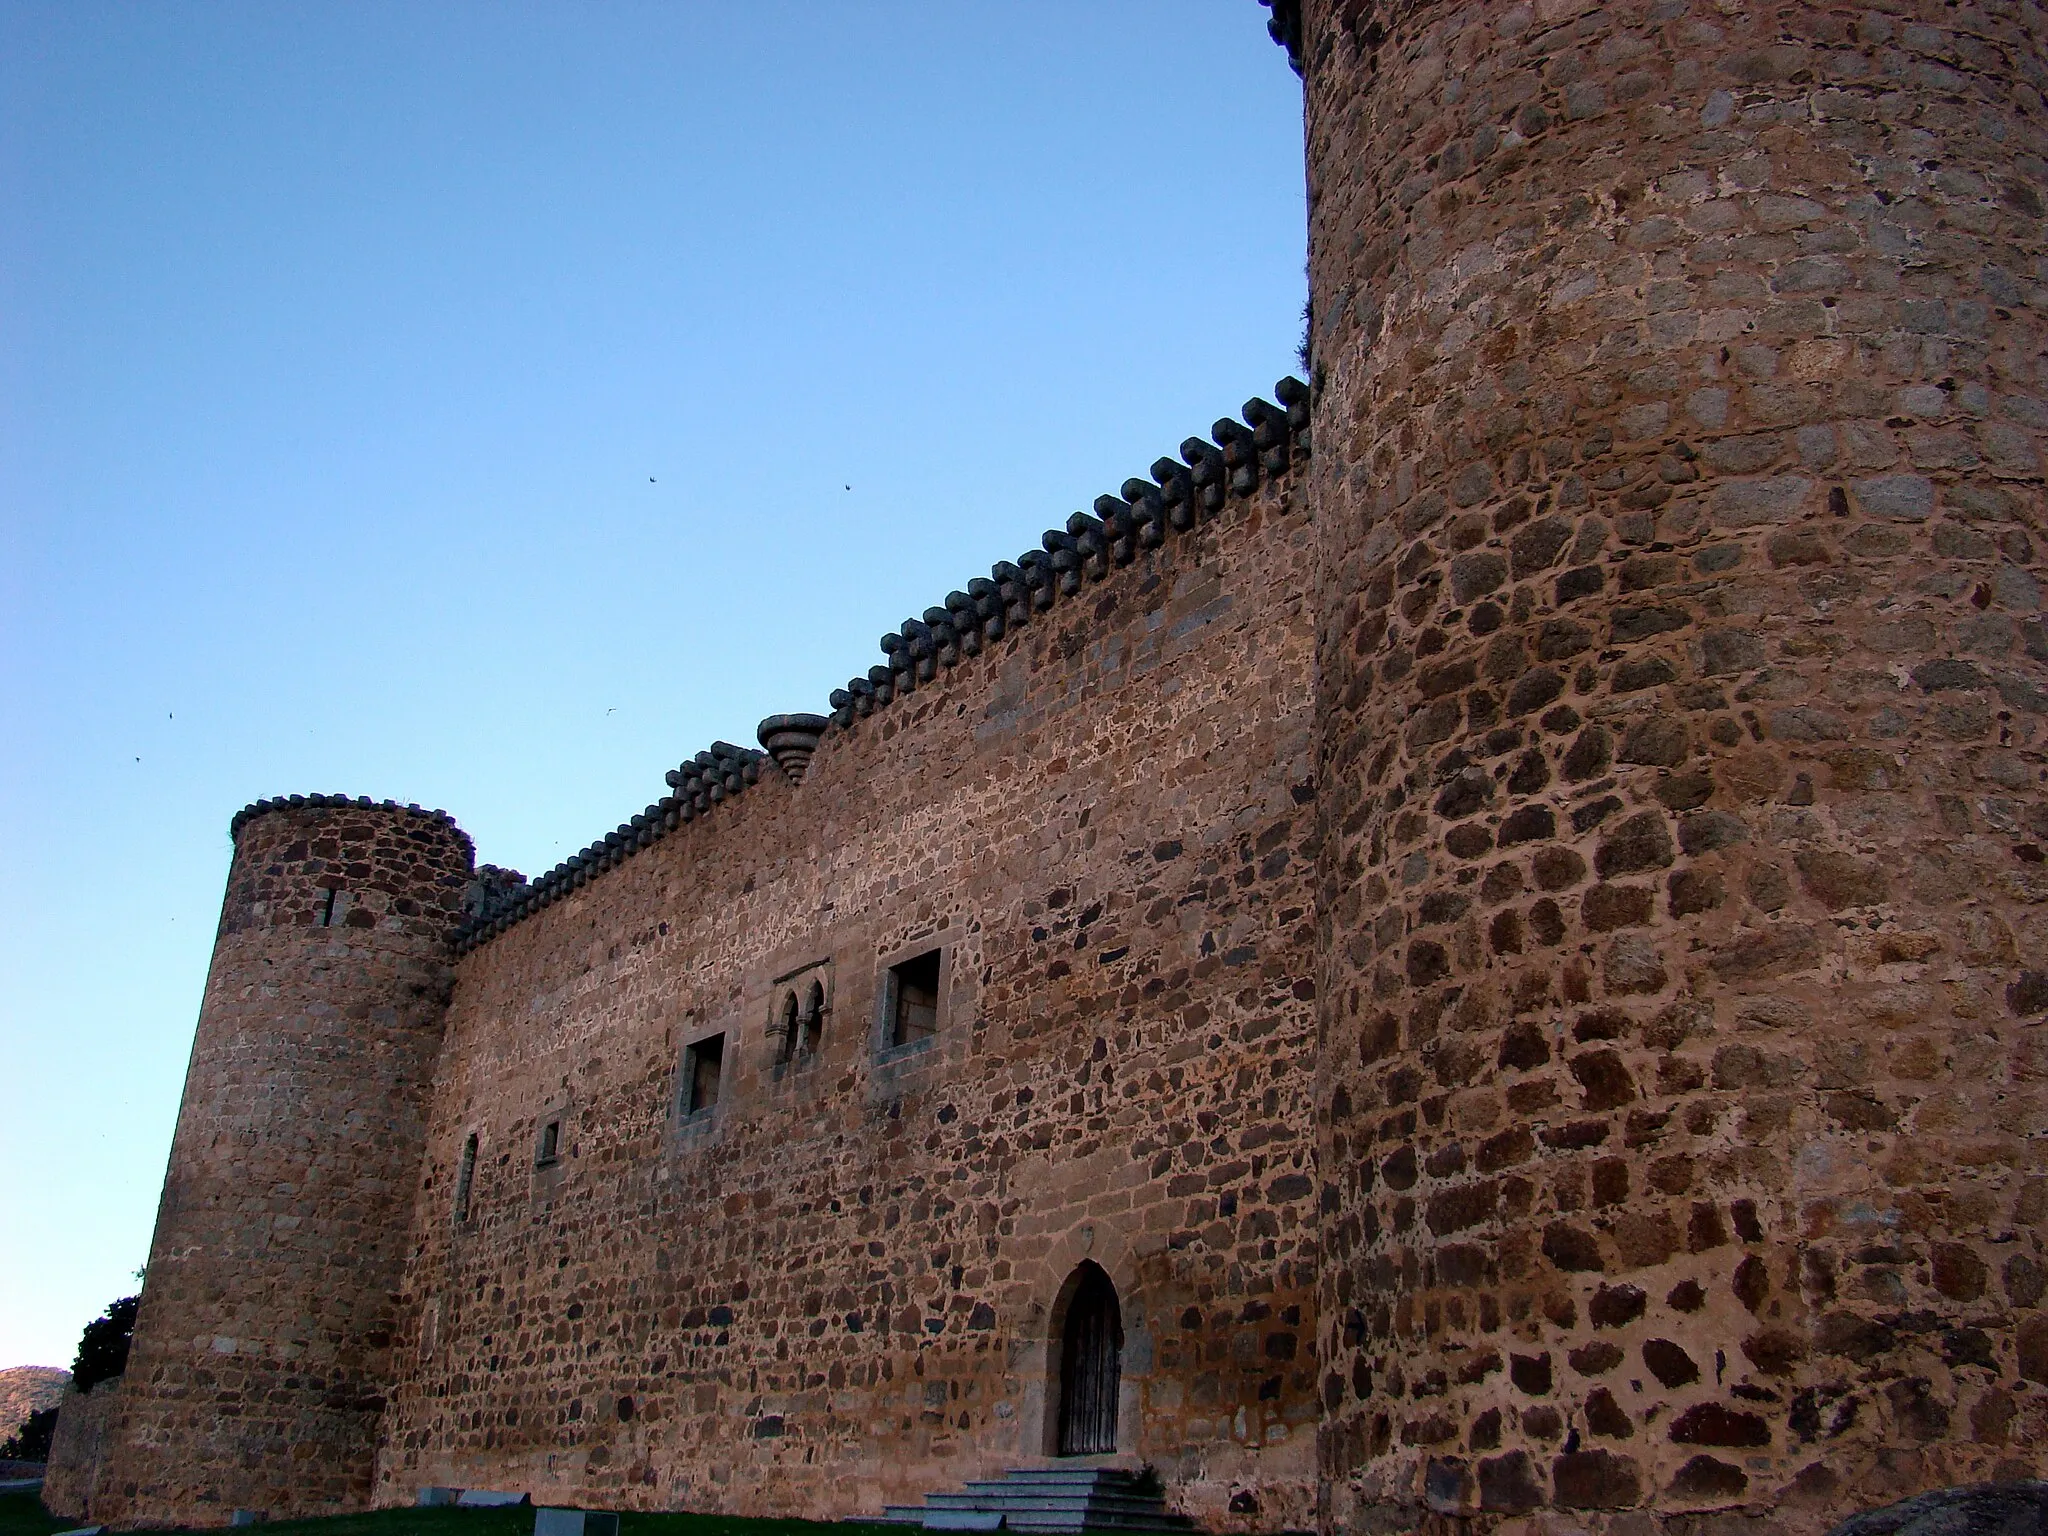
[
  {"xmin": 0, "ymin": 1494, "xmax": 905, "ymax": 1536},
  {"xmin": 1, "ymin": 1490, "xmax": 78, "ymax": 1536}
]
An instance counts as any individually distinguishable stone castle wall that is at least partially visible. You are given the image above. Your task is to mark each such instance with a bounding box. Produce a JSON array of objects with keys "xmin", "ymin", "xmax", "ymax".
[
  {"xmin": 53, "ymin": 5, "xmax": 2048, "ymax": 1531},
  {"xmin": 1301, "ymin": 0, "xmax": 2048, "ymax": 1530},
  {"xmin": 43, "ymin": 1383, "xmax": 120, "ymax": 1521},
  {"xmin": 372, "ymin": 454, "xmax": 1324, "ymax": 1531},
  {"xmin": 79, "ymin": 805, "xmax": 475, "ymax": 1527}
]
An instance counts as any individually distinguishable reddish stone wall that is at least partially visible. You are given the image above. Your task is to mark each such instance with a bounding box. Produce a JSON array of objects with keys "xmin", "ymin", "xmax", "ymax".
[
  {"xmin": 83, "ymin": 805, "xmax": 474, "ymax": 1527},
  {"xmin": 1302, "ymin": 0, "xmax": 2048, "ymax": 1531},
  {"xmin": 43, "ymin": 1383, "xmax": 119, "ymax": 1521},
  {"xmin": 373, "ymin": 473, "xmax": 1323, "ymax": 1531}
]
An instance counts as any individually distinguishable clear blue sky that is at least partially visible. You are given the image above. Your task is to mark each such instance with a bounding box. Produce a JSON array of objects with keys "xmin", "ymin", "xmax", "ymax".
[{"xmin": 0, "ymin": 2, "xmax": 1305, "ymax": 1370}]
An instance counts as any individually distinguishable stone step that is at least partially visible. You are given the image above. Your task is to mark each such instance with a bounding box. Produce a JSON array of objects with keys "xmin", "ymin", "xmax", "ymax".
[
  {"xmin": 982, "ymin": 1517, "xmax": 1191, "ymax": 1534},
  {"xmin": 882, "ymin": 1461, "xmax": 1196, "ymax": 1534},
  {"xmin": 956, "ymin": 1484, "xmax": 1155, "ymax": 1496},
  {"xmin": 956, "ymin": 1481, "xmax": 1147, "ymax": 1496},
  {"xmin": 930, "ymin": 1492, "xmax": 1176, "ymax": 1517}
]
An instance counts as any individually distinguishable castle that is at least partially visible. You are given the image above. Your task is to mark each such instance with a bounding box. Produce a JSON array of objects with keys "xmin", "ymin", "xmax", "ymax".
[{"xmin": 44, "ymin": 2, "xmax": 2048, "ymax": 1531}]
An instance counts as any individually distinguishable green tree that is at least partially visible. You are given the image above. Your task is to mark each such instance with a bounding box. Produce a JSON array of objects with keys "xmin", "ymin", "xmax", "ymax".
[
  {"xmin": 0, "ymin": 1405, "xmax": 57, "ymax": 1461},
  {"xmin": 70, "ymin": 1295, "xmax": 139, "ymax": 1393}
]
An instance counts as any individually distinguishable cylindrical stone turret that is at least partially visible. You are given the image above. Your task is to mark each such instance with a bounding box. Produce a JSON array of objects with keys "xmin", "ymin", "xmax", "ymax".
[
  {"xmin": 85, "ymin": 799, "xmax": 474, "ymax": 1527},
  {"xmin": 1300, "ymin": 2, "xmax": 2047, "ymax": 1531}
]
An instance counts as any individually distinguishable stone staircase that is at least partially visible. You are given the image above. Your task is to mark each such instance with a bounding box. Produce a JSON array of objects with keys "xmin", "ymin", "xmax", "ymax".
[{"xmin": 877, "ymin": 1465, "xmax": 1197, "ymax": 1533}]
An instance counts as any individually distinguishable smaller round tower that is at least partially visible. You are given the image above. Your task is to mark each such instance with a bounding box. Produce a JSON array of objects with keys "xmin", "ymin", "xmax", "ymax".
[{"xmin": 91, "ymin": 796, "xmax": 474, "ymax": 1528}]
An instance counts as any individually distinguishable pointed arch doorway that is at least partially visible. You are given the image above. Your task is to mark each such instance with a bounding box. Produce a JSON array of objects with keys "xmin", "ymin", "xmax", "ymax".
[{"xmin": 1054, "ymin": 1260, "xmax": 1123, "ymax": 1456}]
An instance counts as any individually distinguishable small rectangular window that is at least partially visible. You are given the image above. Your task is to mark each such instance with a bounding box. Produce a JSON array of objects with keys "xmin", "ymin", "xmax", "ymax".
[
  {"xmin": 685, "ymin": 1034, "xmax": 725, "ymax": 1115},
  {"xmin": 888, "ymin": 950, "xmax": 942, "ymax": 1047},
  {"xmin": 316, "ymin": 888, "xmax": 348, "ymax": 927},
  {"xmin": 536, "ymin": 1118, "xmax": 561, "ymax": 1166},
  {"xmin": 453, "ymin": 1132, "xmax": 479, "ymax": 1222}
]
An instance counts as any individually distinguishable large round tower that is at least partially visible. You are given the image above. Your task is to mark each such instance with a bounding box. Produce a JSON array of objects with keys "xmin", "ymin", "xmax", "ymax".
[
  {"xmin": 1298, "ymin": 1, "xmax": 2048, "ymax": 1530},
  {"xmin": 89, "ymin": 796, "xmax": 476, "ymax": 1527}
]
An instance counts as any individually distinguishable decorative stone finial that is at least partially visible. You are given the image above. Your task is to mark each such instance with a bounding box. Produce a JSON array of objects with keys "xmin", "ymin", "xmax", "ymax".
[{"xmin": 757, "ymin": 713, "xmax": 830, "ymax": 786}]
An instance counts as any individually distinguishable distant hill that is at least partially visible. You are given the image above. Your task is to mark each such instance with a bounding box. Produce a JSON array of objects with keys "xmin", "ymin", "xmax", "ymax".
[{"xmin": 0, "ymin": 1367, "xmax": 70, "ymax": 1442}]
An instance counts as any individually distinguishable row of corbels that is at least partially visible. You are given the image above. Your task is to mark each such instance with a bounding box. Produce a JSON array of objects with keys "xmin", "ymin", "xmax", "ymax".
[
  {"xmin": 452, "ymin": 741, "xmax": 766, "ymax": 953},
  {"xmin": 230, "ymin": 792, "xmax": 471, "ymax": 851},
  {"xmin": 825, "ymin": 377, "xmax": 1308, "ymax": 730}
]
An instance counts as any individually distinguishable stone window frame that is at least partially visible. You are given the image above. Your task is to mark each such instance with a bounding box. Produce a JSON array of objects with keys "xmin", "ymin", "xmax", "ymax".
[
  {"xmin": 314, "ymin": 886, "xmax": 351, "ymax": 928},
  {"xmin": 768, "ymin": 960, "xmax": 832, "ymax": 1077},
  {"xmin": 530, "ymin": 1104, "xmax": 572, "ymax": 1203},
  {"xmin": 534, "ymin": 1113, "xmax": 564, "ymax": 1168},
  {"xmin": 678, "ymin": 1028, "xmax": 728, "ymax": 1121},
  {"xmin": 669, "ymin": 1012, "xmax": 739, "ymax": 1150},
  {"xmin": 418, "ymin": 1295, "xmax": 442, "ymax": 1363},
  {"xmin": 873, "ymin": 939, "xmax": 951, "ymax": 1065},
  {"xmin": 452, "ymin": 1127, "xmax": 481, "ymax": 1226}
]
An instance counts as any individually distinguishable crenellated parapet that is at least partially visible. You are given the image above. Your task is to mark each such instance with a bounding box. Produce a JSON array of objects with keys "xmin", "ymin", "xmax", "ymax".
[
  {"xmin": 452, "ymin": 740, "xmax": 767, "ymax": 954},
  {"xmin": 1257, "ymin": 0, "xmax": 1303, "ymax": 74},
  {"xmin": 826, "ymin": 379, "xmax": 1309, "ymax": 730},
  {"xmin": 216, "ymin": 795, "xmax": 476, "ymax": 944},
  {"xmin": 451, "ymin": 380, "xmax": 1310, "ymax": 957},
  {"xmin": 230, "ymin": 790, "xmax": 469, "ymax": 851}
]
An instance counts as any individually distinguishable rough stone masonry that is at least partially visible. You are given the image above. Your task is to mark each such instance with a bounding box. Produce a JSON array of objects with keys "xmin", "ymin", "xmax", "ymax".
[
  {"xmin": 1301, "ymin": 0, "xmax": 2048, "ymax": 1529},
  {"xmin": 44, "ymin": 3, "xmax": 2047, "ymax": 1533}
]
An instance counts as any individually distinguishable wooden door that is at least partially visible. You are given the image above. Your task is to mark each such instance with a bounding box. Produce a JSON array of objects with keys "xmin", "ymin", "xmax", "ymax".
[{"xmin": 1056, "ymin": 1262, "xmax": 1122, "ymax": 1456}]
